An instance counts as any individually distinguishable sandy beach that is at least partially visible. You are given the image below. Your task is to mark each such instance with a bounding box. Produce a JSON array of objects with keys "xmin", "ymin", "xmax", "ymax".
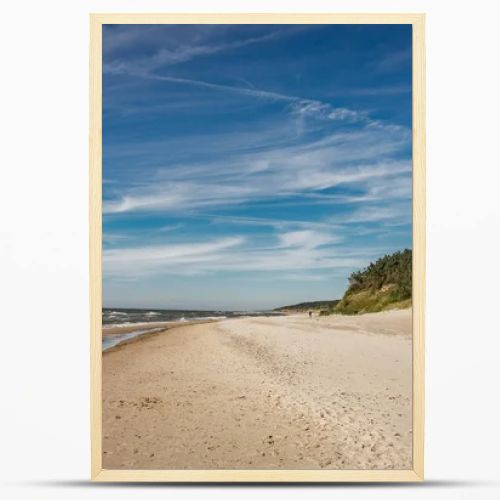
[{"xmin": 102, "ymin": 309, "xmax": 412, "ymax": 470}]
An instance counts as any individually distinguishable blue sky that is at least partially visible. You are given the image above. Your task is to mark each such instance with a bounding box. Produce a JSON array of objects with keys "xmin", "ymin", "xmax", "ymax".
[{"xmin": 102, "ymin": 24, "xmax": 412, "ymax": 310}]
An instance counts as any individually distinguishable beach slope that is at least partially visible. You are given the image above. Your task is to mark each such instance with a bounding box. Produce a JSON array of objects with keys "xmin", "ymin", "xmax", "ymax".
[{"xmin": 102, "ymin": 309, "xmax": 412, "ymax": 470}]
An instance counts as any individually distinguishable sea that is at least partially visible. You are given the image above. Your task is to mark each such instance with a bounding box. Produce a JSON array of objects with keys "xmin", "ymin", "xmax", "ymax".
[{"xmin": 102, "ymin": 307, "xmax": 282, "ymax": 351}]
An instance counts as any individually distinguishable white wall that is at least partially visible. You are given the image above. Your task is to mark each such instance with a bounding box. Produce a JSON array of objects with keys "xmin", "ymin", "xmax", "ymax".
[{"xmin": 1, "ymin": 1, "xmax": 499, "ymax": 499}]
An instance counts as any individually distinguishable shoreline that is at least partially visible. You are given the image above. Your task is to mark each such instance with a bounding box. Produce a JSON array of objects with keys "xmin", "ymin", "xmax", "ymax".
[
  {"xmin": 103, "ymin": 308, "xmax": 412, "ymax": 469},
  {"xmin": 102, "ymin": 319, "xmax": 220, "ymax": 353},
  {"xmin": 103, "ymin": 307, "xmax": 412, "ymax": 352}
]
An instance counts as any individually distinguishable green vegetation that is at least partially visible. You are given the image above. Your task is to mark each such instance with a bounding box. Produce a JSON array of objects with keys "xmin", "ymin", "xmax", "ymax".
[
  {"xmin": 334, "ymin": 249, "xmax": 412, "ymax": 314},
  {"xmin": 275, "ymin": 250, "xmax": 412, "ymax": 316},
  {"xmin": 274, "ymin": 300, "xmax": 340, "ymax": 313}
]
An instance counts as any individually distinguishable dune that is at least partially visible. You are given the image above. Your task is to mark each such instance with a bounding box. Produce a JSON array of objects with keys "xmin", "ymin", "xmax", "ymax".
[{"xmin": 102, "ymin": 309, "xmax": 412, "ymax": 470}]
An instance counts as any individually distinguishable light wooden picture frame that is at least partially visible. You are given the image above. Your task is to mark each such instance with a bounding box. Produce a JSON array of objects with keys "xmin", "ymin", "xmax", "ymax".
[{"xmin": 90, "ymin": 13, "xmax": 425, "ymax": 482}]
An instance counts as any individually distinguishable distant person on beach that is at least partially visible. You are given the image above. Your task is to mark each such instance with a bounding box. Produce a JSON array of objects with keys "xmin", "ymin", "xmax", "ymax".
[{"xmin": 308, "ymin": 311, "xmax": 312, "ymax": 318}]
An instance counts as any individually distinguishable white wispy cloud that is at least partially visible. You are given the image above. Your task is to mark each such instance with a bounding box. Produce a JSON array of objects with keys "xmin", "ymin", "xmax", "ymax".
[
  {"xmin": 104, "ymin": 26, "xmax": 408, "ymax": 152},
  {"xmin": 373, "ymin": 48, "xmax": 412, "ymax": 72},
  {"xmin": 105, "ymin": 43, "xmax": 390, "ymax": 131},
  {"xmin": 157, "ymin": 223, "xmax": 184, "ymax": 233},
  {"xmin": 120, "ymin": 72, "xmax": 382, "ymax": 130},
  {"xmin": 104, "ymin": 236, "xmax": 245, "ymax": 276},
  {"xmin": 103, "ymin": 125, "xmax": 410, "ymax": 216},
  {"xmin": 278, "ymin": 230, "xmax": 340, "ymax": 249},
  {"xmin": 104, "ymin": 26, "xmax": 308, "ymax": 73},
  {"xmin": 104, "ymin": 192, "xmax": 184, "ymax": 214},
  {"xmin": 196, "ymin": 214, "xmax": 340, "ymax": 232},
  {"xmin": 102, "ymin": 25, "xmax": 413, "ymax": 307},
  {"xmin": 102, "ymin": 227, "xmax": 379, "ymax": 279}
]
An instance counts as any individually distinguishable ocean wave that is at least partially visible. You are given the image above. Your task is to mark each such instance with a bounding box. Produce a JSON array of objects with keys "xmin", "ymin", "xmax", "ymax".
[
  {"xmin": 192, "ymin": 316, "xmax": 227, "ymax": 321},
  {"xmin": 102, "ymin": 321, "xmax": 140, "ymax": 329},
  {"xmin": 102, "ymin": 308, "xmax": 281, "ymax": 327},
  {"xmin": 102, "ymin": 327, "xmax": 165, "ymax": 351}
]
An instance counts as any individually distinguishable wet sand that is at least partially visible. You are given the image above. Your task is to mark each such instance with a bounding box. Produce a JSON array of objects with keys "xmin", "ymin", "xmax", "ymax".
[{"xmin": 102, "ymin": 309, "xmax": 412, "ymax": 470}]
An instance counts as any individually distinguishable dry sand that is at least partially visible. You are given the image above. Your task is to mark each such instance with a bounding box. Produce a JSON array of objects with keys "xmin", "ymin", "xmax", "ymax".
[{"xmin": 102, "ymin": 309, "xmax": 412, "ymax": 470}]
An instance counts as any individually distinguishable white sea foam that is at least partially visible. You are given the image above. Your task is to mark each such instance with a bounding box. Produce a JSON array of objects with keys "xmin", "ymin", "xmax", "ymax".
[
  {"xmin": 193, "ymin": 316, "xmax": 227, "ymax": 321},
  {"xmin": 101, "ymin": 316, "xmax": 230, "ymax": 350},
  {"xmin": 102, "ymin": 327, "xmax": 165, "ymax": 351},
  {"xmin": 102, "ymin": 321, "xmax": 139, "ymax": 329}
]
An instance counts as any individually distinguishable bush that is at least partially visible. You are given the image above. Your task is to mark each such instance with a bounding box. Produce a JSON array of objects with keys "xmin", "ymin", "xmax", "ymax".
[
  {"xmin": 335, "ymin": 249, "xmax": 412, "ymax": 314},
  {"xmin": 346, "ymin": 249, "xmax": 412, "ymax": 298}
]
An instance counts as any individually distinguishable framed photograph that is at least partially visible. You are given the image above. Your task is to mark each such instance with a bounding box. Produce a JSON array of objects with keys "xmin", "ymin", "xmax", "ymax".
[{"xmin": 90, "ymin": 13, "xmax": 425, "ymax": 482}]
